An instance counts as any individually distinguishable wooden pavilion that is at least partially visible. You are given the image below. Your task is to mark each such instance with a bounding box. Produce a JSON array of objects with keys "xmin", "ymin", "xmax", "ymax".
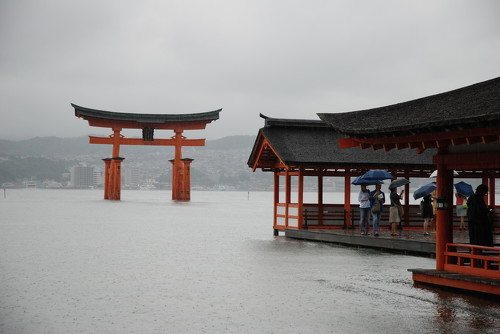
[
  {"xmin": 247, "ymin": 114, "xmax": 435, "ymax": 235},
  {"xmin": 318, "ymin": 76, "xmax": 500, "ymax": 294},
  {"xmin": 72, "ymin": 104, "xmax": 221, "ymax": 201}
]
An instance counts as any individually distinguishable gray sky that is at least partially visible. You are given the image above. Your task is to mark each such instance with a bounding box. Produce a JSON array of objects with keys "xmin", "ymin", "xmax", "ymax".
[{"xmin": 1, "ymin": 0, "xmax": 500, "ymax": 141}]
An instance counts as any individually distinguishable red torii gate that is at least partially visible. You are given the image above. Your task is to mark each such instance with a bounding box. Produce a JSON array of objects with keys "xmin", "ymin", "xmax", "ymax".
[{"xmin": 72, "ymin": 104, "xmax": 221, "ymax": 201}]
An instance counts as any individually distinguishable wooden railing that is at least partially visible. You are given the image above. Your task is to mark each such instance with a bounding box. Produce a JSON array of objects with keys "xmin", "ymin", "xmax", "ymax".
[
  {"xmin": 444, "ymin": 243, "xmax": 500, "ymax": 279},
  {"xmin": 273, "ymin": 203, "xmax": 500, "ymax": 230}
]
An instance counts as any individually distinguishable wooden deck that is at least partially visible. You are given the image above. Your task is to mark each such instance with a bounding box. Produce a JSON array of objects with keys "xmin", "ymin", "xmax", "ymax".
[
  {"xmin": 408, "ymin": 269, "xmax": 500, "ymax": 295},
  {"xmin": 284, "ymin": 228, "xmax": 473, "ymax": 256}
]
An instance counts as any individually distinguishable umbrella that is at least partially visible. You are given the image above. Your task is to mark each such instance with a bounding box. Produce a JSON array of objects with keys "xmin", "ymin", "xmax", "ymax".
[
  {"xmin": 413, "ymin": 183, "xmax": 436, "ymax": 200},
  {"xmin": 351, "ymin": 175, "xmax": 384, "ymax": 185},
  {"xmin": 454, "ymin": 181, "xmax": 474, "ymax": 197},
  {"xmin": 429, "ymin": 170, "xmax": 459, "ymax": 178},
  {"xmin": 362, "ymin": 170, "xmax": 393, "ymax": 180},
  {"xmin": 388, "ymin": 178, "xmax": 410, "ymax": 189}
]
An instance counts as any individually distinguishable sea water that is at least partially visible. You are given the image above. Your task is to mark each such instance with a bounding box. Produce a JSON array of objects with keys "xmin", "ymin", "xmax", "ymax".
[{"xmin": 0, "ymin": 189, "xmax": 499, "ymax": 334}]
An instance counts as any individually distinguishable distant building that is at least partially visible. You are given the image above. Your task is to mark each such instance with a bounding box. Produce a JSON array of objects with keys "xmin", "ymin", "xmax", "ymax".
[{"xmin": 70, "ymin": 165, "xmax": 99, "ymax": 188}]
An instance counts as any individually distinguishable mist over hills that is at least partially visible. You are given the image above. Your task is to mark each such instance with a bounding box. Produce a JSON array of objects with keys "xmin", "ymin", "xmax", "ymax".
[{"xmin": 0, "ymin": 135, "xmax": 271, "ymax": 190}]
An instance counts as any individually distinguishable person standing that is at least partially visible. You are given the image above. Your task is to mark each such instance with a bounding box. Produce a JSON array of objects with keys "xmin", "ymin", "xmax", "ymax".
[
  {"xmin": 358, "ymin": 184, "xmax": 371, "ymax": 235},
  {"xmin": 421, "ymin": 194, "xmax": 433, "ymax": 236},
  {"xmin": 467, "ymin": 184, "xmax": 493, "ymax": 246},
  {"xmin": 455, "ymin": 193, "xmax": 467, "ymax": 231},
  {"xmin": 430, "ymin": 189, "xmax": 437, "ymax": 232},
  {"xmin": 389, "ymin": 187, "xmax": 404, "ymax": 236},
  {"xmin": 370, "ymin": 184, "xmax": 385, "ymax": 236}
]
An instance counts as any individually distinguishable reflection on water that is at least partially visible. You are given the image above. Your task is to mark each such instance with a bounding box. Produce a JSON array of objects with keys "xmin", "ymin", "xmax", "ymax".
[
  {"xmin": 0, "ymin": 189, "xmax": 499, "ymax": 333},
  {"xmin": 414, "ymin": 283, "xmax": 499, "ymax": 333}
]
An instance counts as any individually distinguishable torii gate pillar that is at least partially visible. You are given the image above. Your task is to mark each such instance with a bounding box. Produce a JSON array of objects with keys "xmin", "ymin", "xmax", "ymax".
[{"xmin": 170, "ymin": 157, "xmax": 194, "ymax": 201}]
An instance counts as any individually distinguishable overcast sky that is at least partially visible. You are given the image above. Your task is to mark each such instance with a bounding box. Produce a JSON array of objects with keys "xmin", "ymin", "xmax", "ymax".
[{"xmin": 1, "ymin": 0, "xmax": 500, "ymax": 141}]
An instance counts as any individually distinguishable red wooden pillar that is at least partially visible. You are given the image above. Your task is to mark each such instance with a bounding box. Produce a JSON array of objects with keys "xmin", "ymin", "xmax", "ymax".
[
  {"xmin": 273, "ymin": 172, "xmax": 279, "ymax": 235},
  {"xmin": 171, "ymin": 129, "xmax": 184, "ymax": 200},
  {"xmin": 488, "ymin": 171, "xmax": 495, "ymax": 207},
  {"xmin": 111, "ymin": 157, "xmax": 125, "ymax": 200},
  {"xmin": 482, "ymin": 173, "xmax": 489, "ymax": 205},
  {"xmin": 318, "ymin": 173, "xmax": 324, "ymax": 226},
  {"xmin": 180, "ymin": 158, "xmax": 193, "ymax": 201},
  {"xmin": 403, "ymin": 179, "xmax": 410, "ymax": 227},
  {"xmin": 435, "ymin": 164, "xmax": 453, "ymax": 270},
  {"xmin": 285, "ymin": 169, "xmax": 291, "ymax": 228},
  {"xmin": 169, "ymin": 159, "xmax": 175, "ymax": 199},
  {"xmin": 106, "ymin": 128, "xmax": 123, "ymax": 200},
  {"xmin": 344, "ymin": 170, "xmax": 352, "ymax": 228},
  {"xmin": 102, "ymin": 158, "xmax": 112, "ymax": 199},
  {"xmin": 298, "ymin": 167, "xmax": 304, "ymax": 229},
  {"xmin": 108, "ymin": 159, "xmax": 115, "ymax": 199}
]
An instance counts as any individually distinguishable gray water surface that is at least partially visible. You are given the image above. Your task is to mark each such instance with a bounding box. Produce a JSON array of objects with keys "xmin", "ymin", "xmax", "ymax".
[{"xmin": 1, "ymin": 189, "xmax": 498, "ymax": 333}]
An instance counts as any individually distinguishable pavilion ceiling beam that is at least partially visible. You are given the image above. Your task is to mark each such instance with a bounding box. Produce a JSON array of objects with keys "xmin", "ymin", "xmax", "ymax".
[
  {"xmin": 360, "ymin": 143, "xmax": 371, "ymax": 149},
  {"xmin": 433, "ymin": 152, "xmax": 500, "ymax": 169},
  {"xmin": 483, "ymin": 135, "xmax": 498, "ymax": 144},
  {"xmin": 437, "ymin": 139, "xmax": 451, "ymax": 148},
  {"xmin": 383, "ymin": 143, "xmax": 396, "ymax": 151},
  {"xmin": 395, "ymin": 143, "xmax": 409, "ymax": 150},
  {"xmin": 451, "ymin": 138, "xmax": 467, "ymax": 146}
]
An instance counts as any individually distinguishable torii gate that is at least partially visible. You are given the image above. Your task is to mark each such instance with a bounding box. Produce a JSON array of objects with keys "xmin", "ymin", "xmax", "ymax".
[{"xmin": 72, "ymin": 103, "xmax": 221, "ymax": 201}]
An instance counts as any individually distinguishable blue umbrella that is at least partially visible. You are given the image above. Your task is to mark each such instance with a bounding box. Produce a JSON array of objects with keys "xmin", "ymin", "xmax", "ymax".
[
  {"xmin": 352, "ymin": 175, "xmax": 384, "ymax": 185},
  {"xmin": 362, "ymin": 170, "xmax": 393, "ymax": 180},
  {"xmin": 454, "ymin": 181, "xmax": 473, "ymax": 197},
  {"xmin": 413, "ymin": 183, "xmax": 436, "ymax": 200}
]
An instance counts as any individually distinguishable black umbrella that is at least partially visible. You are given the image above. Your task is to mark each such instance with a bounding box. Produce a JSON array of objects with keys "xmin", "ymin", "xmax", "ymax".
[{"xmin": 388, "ymin": 178, "xmax": 410, "ymax": 189}]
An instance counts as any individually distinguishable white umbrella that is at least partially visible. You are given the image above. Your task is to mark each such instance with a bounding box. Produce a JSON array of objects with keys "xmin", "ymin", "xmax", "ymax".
[{"xmin": 429, "ymin": 170, "xmax": 459, "ymax": 178}]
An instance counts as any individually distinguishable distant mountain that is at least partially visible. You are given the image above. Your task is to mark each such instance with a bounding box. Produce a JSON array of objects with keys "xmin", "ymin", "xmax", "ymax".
[
  {"xmin": 0, "ymin": 136, "xmax": 107, "ymax": 156},
  {"xmin": 0, "ymin": 134, "xmax": 271, "ymax": 189}
]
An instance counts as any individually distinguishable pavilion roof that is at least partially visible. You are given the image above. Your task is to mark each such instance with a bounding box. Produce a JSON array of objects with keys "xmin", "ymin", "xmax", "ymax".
[
  {"xmin": 317, "ymin": 76, "xmax": 500, "ymax": 138},
  {"xmin": 248, "ymin": 115, "xmax": 435, "ymax": 170},
  {"xmin": 72, "ymin": 103, "xmax": 221, "ymax": 125}
]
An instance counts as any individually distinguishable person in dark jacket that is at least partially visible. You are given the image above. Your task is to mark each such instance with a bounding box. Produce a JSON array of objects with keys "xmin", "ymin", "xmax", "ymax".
[{"xmin": 467, "ymin": 184, "xmax": 493, "ymax": 246}]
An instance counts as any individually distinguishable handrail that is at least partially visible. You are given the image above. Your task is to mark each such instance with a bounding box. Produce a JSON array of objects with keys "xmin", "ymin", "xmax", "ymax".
[{"xmin": 444, "ymin": 243, "xmax": 500, "ymax": 279}]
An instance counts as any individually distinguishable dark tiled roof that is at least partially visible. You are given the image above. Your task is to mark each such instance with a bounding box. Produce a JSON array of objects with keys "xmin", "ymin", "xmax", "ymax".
[
  {"xmin": 317, "ymin": 76, "xmax": 500, "ymax": 138},
  {"xmin": 72, "ymin": 103, "xmax": 221, "ymax": 124},
  {"xmin": 247, "ymin": 116, "xmax": 435, "ymax": 168}
]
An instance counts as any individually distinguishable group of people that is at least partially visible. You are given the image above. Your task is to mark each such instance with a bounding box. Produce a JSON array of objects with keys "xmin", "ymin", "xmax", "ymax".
[
  {"xmin": 358, "ymin": 184, "xmax": 404, "ymax": 236},
  {"xmin": 358, "ymin": 183, "xmax": 494, "ymax": 246}
]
